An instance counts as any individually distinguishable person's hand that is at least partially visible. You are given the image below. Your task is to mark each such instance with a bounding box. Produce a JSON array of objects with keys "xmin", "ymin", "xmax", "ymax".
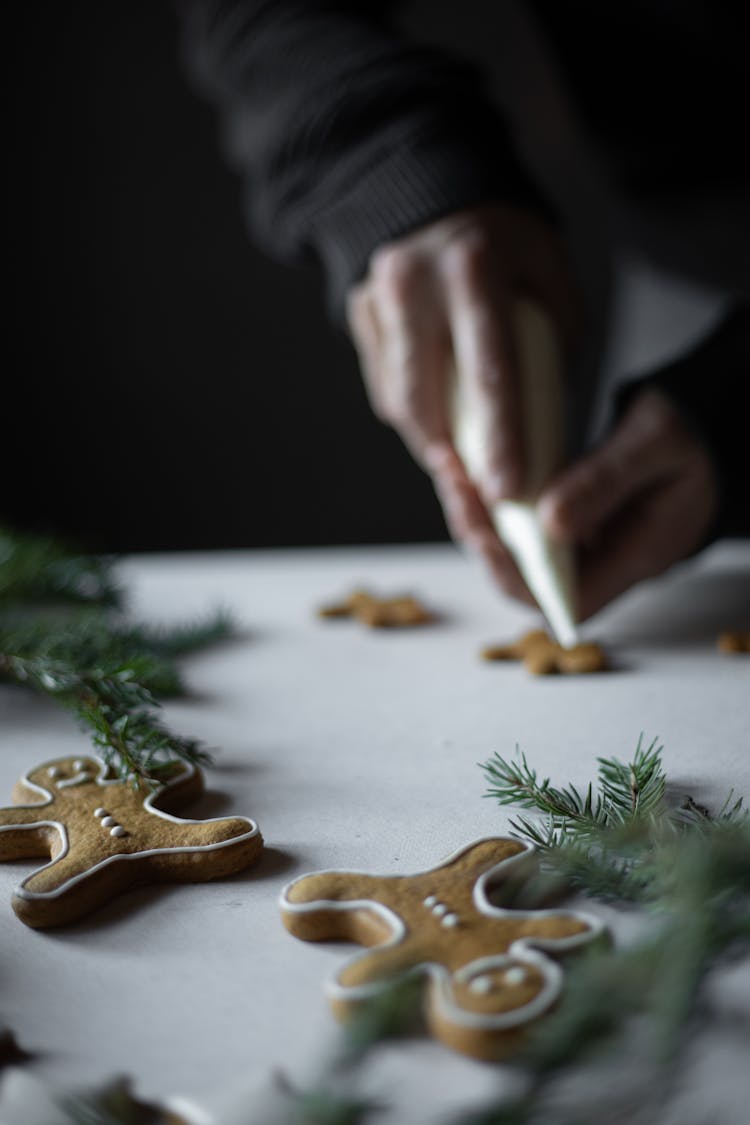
[
  {"xmin": 538, "ymin": 388, "xmax": 720, "ymax": 620},
  {"xmin": 346, "ymin": 203, "xmax": 574, "ymax": 599}
]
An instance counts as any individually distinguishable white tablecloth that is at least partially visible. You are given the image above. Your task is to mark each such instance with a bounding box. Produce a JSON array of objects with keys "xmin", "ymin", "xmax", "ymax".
[{"xmin": 1, "ymin": 541, "xmax": 749, "ymax": 1123}]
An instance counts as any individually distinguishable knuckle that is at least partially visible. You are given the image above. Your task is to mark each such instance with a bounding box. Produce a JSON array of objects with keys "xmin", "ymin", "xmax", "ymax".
[
  {"xmin": 371, "ymin": 247, "xmax": 422, "ymax": 302},
  {"xmin": 384, "ymin": 379, "xmax": 422, "ymax": 426},
  {"xmin": 442, "ymin": 229, "xmax": 492, "ymax": 283}
]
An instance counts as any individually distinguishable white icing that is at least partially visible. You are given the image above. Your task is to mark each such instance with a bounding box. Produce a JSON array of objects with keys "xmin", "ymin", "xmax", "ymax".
[
  {"xmin": 100, "ymin": 816, "xmax": 116, "ymax": 827},
  {"xmin": 47, "ymin": 767, "xmax": 61, "ymax": 779},
  {"xmin": 468, "ymin": 976, "xmax": 494, "ymax": 995},
  {"xmin": 441, "ymin": 913, "xmax": 459, "ymax": 928},
  {"xmin": 504, "ymin": 967, "xmax": 526, "ymax": 986},
  {"xmin": 4, "ymin": 757, "xmax": 261, "ymax": 904},
  {"xmin": 110, "ymin": 826, "xmax": 127, "ymax": 838},
  {"xmin": 73, "ymin": 760, "xmax": 84, "ymax": 770},
  {"xmin": 280, "ymin": 836, "xmax": 606, "ymax": 1036},
  {"xmin": 94, "ymin": 808, "xmax": 108, "ymax": 818},
  {"xmin": 423, "ymin": 895, "xmax": 437, "ymax": 908},
  {"xmin": 56, "ymin": 772, "xmax": 91, "ymax": 789},
  {"xmin": 431, "ymin": 902, "xmax": 447, "ymax": 917}
]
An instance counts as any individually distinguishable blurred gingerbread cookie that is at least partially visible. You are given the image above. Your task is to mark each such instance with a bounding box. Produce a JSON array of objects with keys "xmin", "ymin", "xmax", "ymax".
[
  {"xmin": 481, "ymin": 629, "xmax": 606, "ymax": 676},
  {"xmin": 717, "ymin": 630, "xmax": 750, "ymax": 653},
  {"xmin": 318, "ymin": 588, "xmax": 434, "ymax": 627}
]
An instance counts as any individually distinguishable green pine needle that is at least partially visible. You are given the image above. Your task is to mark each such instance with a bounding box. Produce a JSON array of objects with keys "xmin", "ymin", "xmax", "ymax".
[{"xmin": 0, "ymin": 526, "xmax": 234, "ymax": 783}]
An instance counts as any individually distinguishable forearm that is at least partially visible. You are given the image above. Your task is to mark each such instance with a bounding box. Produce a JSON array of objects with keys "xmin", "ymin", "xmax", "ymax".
[{"xmin": 177, "ymin": 0, "xmax": 549, "ymax": 309}]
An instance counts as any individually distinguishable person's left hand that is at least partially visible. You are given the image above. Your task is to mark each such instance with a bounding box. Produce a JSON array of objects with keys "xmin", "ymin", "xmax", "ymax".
[{"xmin": 535, "ymin": 388, "xmax": 719, "ymax": 621}]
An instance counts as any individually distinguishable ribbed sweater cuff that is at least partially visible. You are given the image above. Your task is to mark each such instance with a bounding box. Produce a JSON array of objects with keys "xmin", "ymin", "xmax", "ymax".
[{"xmin": 304, "ymin": 127, "xmax": 552, "ymax": 316}]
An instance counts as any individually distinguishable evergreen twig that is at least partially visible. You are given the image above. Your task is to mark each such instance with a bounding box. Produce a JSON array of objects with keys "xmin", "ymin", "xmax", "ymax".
[{"xmin": 0, "ymin": 526, "xmax": 234, "ymax": 783}]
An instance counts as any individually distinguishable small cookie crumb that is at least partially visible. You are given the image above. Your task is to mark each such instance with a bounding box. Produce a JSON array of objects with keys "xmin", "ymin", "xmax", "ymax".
[
  {"xmin": 717, "ymin": 631, "xmax": 750, "ymax": 654},
  {"xmin": 318, "ymin": 588, "xmax": 434, "ymax": 628},
  {"xmin": 481, "ymin": 630, "xmax": 606, "ymax": 675}
]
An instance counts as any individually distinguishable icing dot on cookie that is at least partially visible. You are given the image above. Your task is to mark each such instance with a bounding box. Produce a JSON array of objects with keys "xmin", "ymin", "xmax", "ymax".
[
  {"xmin": 47, "ymin": 767, "xmax": 61, "ymax": 779},
  {"xmin": 110, "ymin": 826, "xmax": 127, "ymax": 838},
  {"xmin": 73, "ymin": 760, "xmax": 84, "ymax": 770},
  {"xmin": 469, "ymin": 976, "xmax": 494, "ymax": 995},
  {"xmin": 431, "ymin": 902, "xmax": 448, "ymax": 917},
  {"xmin": 423, "ymin": 895, "xmax": 437, "ymax": 908},
  {"xmin": 101, "ymin": 816, "xmax": 116, "ymax": 828},
  {"xmin": 441, "ymin": 913, "xmax": 459, "ymax": 928},
  {"xmin": 94, "ymin": 808, "xmax": 108, "ymax": 819},
  {"xmin": 503, "ymin": 967, "xmax": 526, "ymax": 986}
]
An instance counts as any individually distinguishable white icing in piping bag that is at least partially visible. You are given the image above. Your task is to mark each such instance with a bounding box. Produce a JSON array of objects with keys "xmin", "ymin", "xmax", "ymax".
[{"xmin": 452, "ymin": 298, "xmax": 579, "ymax": 647}]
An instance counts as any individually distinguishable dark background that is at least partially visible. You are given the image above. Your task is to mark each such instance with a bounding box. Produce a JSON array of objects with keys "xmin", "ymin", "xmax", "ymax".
[{"xmin": 7, "ymin": 3, "xmax": 446, "ymax": 553}]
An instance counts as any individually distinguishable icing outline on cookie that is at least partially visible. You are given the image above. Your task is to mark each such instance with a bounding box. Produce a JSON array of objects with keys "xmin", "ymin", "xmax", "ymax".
[
  {"xmin": 0, "ymin": 756, "xmax": 262, "ymax": 922},
  {"xmin": 280, "ymin": 838, "xmax": 605, "ymax": 1040}
]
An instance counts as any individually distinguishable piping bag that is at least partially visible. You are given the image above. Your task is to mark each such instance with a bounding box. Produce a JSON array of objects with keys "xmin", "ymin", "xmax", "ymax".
[{"xmin": 452, "ymin": 297, "xmax": 579, "ymax": 647}]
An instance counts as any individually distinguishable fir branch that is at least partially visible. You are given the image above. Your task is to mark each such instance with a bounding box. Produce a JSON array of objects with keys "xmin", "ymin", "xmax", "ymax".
[
  {"xmin": 0, "ymin": 527, "xmax": 121, "ymax": 607},
  {"xmin": 58, "ymin": 1076, "xmax": 165, "ymax": 1124},
  {"xmin": 478, "ymin": 735, "xmax": 745, "ymax": 904},
  {"xmin": 459, "ymin": 818, "xmax": 750, "ymax": 1125},
  {"xmin": 277, "ymin": 977, "xmax": 423, "ymax": 1124},
  {"xmin": 0, "ymin": 526, "xmax": 233, "ymax": 783}
]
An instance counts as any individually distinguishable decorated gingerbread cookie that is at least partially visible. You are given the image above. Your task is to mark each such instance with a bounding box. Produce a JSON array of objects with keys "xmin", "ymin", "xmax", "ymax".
[
  {"xmin": 318, "ymin": 588, "xmax": 434, "ymax": 627},
  {"xmin": 280, "ymin": 837, "xmax": 605, "ymax": 1060},
  {"xmin": 0, "ymin": 755, "xmax": 263, "ymax": 928},
  {"xmin": 481, "ymin": 630, "xmax": 606, "ymax": 675}
]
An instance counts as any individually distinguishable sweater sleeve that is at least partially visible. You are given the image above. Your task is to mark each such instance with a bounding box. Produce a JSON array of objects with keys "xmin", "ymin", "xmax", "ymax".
[
  {"xmin": 177, "ymin": 0, "xmax": 551, "ymax": 311},
  {"xmin": 614, "ymin": 305, "xmax": 750, "ymax": 541}
]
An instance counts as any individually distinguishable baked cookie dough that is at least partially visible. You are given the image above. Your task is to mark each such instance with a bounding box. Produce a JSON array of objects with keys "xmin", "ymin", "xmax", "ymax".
[
  {"xmin": 481, "ymin": 629, "xmax": 606, "ymax": 675},
  {"xmin": 281, "ymin": 837, "xmax": 605, "ymax": 1061},
  {"xmin": 717, "ymin": 631, "xmax": 750, "ymax": 653},
  {"xmin": 0, "ymin": 755, "xmax": 263, "ymax": 928},
  {"xmin": 318, "ymin": 588, "xmax": 434, "ymax": 627}
]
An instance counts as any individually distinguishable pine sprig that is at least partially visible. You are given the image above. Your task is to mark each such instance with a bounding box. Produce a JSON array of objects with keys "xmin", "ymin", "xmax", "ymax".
[
  {"xmin": 479, "ymin": 735, "xmax": 747, "ymax": 904},
  {"xmin": 0, "ymin": 528, "xmax": 121, "ymax": 607},
  {"xmin": 459, "ymin": 818, "xmax": 750, "ymax": 1125},
  {"xmin": 482, "ymin": 735, "xmax": 666, "ymax": 837},
  {"xmin": 0, "ymin": 526, "xmax": 234, "ymax": 783}
]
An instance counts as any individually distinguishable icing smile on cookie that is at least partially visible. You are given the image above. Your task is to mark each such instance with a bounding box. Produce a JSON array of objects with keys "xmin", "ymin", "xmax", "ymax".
[{"xmin": 0, "ymin": 755, "xmax": 264, "ymax": 928}]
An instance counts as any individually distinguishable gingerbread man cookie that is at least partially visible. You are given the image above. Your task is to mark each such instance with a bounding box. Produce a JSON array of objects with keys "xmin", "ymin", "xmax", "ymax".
[
  {"xmin": 717, "ymin": 630, "xmax": 750, "ymax": 653},
  {"xmin": 0, "ymin": 756, "xmax": 263, "ymax": 928},
  {"xmin": 318, "ymin": 589, "xmax": 434, "ymax": 627},
  {"xmin": 280, "ymin": 838, "xmax": 605, "ymax": 1060},
  {"xmin": 481, "ymin": 630, "xmax": 606, "ymax": 675}
]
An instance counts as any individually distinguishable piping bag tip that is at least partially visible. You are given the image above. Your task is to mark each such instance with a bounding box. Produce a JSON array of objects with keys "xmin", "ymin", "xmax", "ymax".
[
  {"xmin": 452, "ymin": 298, "xmax": 580, "ymax": 648},
  {"xmin": 495, "ymin": 500, "xmax": 579, "ymax": 649}
]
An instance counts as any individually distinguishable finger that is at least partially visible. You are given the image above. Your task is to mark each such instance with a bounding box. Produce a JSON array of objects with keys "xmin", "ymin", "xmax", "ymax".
[
  {"xmin": 441, "ymin": 232, "xmax": 524, "ymax": 502},
  {"xmin": 369, "ymin": 250, "xmax": 453, "ymax": 466},
  {"xmin": 539, "ymin": 391, "xmax": 694, "ymax": 543},
  {"xmin": 432, "ymin": 460, "xmax": 535, "ymax": 606},
  {"xmin": 346, "ymin": 286, "xmax": 385, "ymax": 416}
]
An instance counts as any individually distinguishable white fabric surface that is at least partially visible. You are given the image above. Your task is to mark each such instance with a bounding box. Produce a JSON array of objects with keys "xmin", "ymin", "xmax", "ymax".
[{"xmin": 1, "ymin": 541, "xmax": 748, "ymax": 1123}]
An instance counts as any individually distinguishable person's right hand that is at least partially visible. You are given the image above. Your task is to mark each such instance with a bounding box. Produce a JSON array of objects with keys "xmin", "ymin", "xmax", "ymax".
[{"xmin": 346, "ymin": 203, "xmax": 575, "ymax": 601}]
